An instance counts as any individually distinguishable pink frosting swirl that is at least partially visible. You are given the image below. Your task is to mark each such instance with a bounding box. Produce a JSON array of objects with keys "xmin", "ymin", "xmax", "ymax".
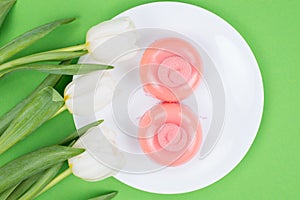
[
  {"xmin": 140, "ymin": 38, "xmax": 202, "ymax": 102},
  {"xmin": 138, "ymin": 103, "xmax": 202, "ymax": 166}
]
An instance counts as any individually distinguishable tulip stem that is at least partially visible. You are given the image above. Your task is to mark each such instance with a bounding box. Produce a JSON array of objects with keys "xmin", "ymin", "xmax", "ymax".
[
  {"xmin": 0, "ymin": 44, "xmax": 87, "ymax": 73},
  {"xmin": 48, "ymin": 44, "xmax": 86, "ymax": 53},
  {"xmin": 36, "ymin": 168, "xmax": 72, "ymax": 197},
  {"xmin": 51, "ymin": 104, "xmax": 67, "ymax": 118}
]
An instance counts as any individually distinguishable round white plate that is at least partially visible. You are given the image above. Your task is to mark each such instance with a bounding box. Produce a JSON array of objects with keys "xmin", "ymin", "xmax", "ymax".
[{"xmin": 75, "ymin": 2, "xmax": 264, "ymax": 194}]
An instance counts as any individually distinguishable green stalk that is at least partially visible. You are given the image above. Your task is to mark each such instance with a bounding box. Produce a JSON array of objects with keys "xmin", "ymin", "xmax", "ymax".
[
  {"xmin": 48, "ymin": 44, "xmax": 86, "ymax": 53},
  {"xmin": 0, "ymin": 50, "xmax": 87, "ymax": 73},
  {"xmin": 36, "ymin": 168, "xmax": 72, "ymax": 197},
  {"xmin": 59, "ymin": 120, "xmax": 104, "ymax": 145},
  {"xmin": 89, "ymin": 192, "xmax": 118, "ymax": 200},
  {"xmin": 0, "ymin": 17, "xmax": 75, "ymax": 64},
  {"xmin": 0, "ymin": 63, "xmax": 113, "ymax": 76},
  {"xmin": 0, "ymin": 0, "xmax": 16, "ymax": 29},
  {"xmin": 0, "ymin": 184, "xmax": 19, "ymax": 200},
  {"xmin": 30, "ymin": 120, "xmax": 104, "ymax": 198},
  {"xmin": 0, "ymin": 145, "xmax": 84, "ymax": 193},
  {"xmin": 0, "ymin": 87, "xmax": 64, "ymax": 154},
  {"xmin": 6, "ymin": 172, "xmax": 43, "ymax": 200},
  {"xmin": 18, "ymin": 162, "xmax": 64, "ymax": 200},
  {"xmin": 14, "ymin": 119, "xmax": 102, "ymax": 199},
  {"xmin": 0, "ymin": 74, "xmax": 61, "ymax": 135},
  {"xmin": 51, "ymin": 104, "xmax": 67, "ymax": 118}
]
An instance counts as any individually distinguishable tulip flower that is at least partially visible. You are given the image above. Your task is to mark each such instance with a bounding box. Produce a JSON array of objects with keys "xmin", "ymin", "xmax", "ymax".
[
  {"xmin": 0, "ymin": 16, "xmax": 136, "ymax": 76},
  {"xmin": 68, "ymin": 126, "xmax": 125, "ymax": 181},
  {"xmin": 64, "ymin": 71, "xmax": 117, "ymax": 116},
  {"xmin": 86, "ymin": 16, "xmax": 137, "ymax": 64},
  {"xmin": 64, "ymin": 17, "xmax": 137, "ymax": 116},
  {"xmin": 0, "ymin": 6, "xmax": 134, "ymax": 198}
]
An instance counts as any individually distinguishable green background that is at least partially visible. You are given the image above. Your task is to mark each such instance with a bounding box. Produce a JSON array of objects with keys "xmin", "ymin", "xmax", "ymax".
[{"xmin": 0, "ymin": 0, "xmax": 299, "ymax": 199}]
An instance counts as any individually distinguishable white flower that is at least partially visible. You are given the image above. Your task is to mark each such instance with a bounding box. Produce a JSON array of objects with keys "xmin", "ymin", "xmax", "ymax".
[
  {"xmin": 64, "ymin": 71, "xmax": 116, "ymax": 115},
  {"xmin": 86, "ymin": 17, "xmax": 137, "ymax": 64},
  {"xmin": 68, "ymin": 126, "xmax": 125, "ymax": 181},
  {"xmin": 64, "ymin": 17, "xmax": 137, "ymax": 116}
]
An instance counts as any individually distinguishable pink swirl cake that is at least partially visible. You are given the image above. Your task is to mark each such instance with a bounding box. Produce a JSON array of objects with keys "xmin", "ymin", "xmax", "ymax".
[
  {"xmin": 138, "ymin": 103, "xmax": 202, "ymax": 166},
  {"xmin": 140, "ymin": 38, "xmax": 203, "ymax": 102}
]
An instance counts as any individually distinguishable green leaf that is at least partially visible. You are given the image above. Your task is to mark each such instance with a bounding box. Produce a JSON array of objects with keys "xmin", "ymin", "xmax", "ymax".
[
  {"xmin": 0, "ymin": 87, "xmax": 64, "ymax": 154},
  {"xmin": 0, "ymin": 51, "xmax": 87, "ymax": 75},
  {"xmin": 0, "ymin": 17, "xmax": 75, "ymax": 64},
  {"xmin": 0, "ymin": 63, "xmax": 113, "ymax": 76},
  {"xmin": 0, "ymin": 184, "xmax": 19, "ymax": 200},
  {"xmin": 0, "ymin": 74, "xmax": 62, "ymax": 135},
  {"xmin": 89, "ymin": 192, "xmax": 118, "ymax": 200},
  {"xmin": 6, "ymin": 172, "xmax": 43, "ymax": 200},
  {"xmin": 18, "ymin": 162, "xmax": 63, "ymax": 200},
  {"xmin": 18, "ymin": 137, "xmax": 74, "ymax": 199},
  {"xmin": 0, "ymin": 145, "xmax": 84, "ymax": 194},
  {"xmin": 59, "ymin": 120, "xmax": 104, "ymax": 145},
  {"xmin": 0, "ymin": 0, "xmax": 16, "ymax": 29}
]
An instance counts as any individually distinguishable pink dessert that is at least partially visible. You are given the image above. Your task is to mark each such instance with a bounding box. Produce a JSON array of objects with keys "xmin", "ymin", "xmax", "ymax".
[
  {"xmin": 139, "ymin": 103, "xmax": 202, "ymax": 166},
  {"xmin": 140, "ymin": 38, "xmax": 203, "ymax": 102}
]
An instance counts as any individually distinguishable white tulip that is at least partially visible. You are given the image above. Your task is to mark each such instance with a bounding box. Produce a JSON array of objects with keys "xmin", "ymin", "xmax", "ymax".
[
  {"xmin": 64, "ymin": 71, "xmax": 117, "ymax": 116},
  {"xmin": 64, "ymin": 17, "xmax": 137, "ymax": 116},
  {"xmin": 68, "ymin": 126, "xmax": 125, "ymax": 182},
  {"xmin": 86, "ymin": 17, "xmax": 137, "ymax": 64}
]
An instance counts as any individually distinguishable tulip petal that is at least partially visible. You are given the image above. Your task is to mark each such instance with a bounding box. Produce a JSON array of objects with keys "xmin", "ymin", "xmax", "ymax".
[
  {"xmin": 86, "ymin": 17, "xmax": 135, "ymax": 41},
  {"xmin": 86, "ymin": 17, "xmax": 138, "ymax": 64},
  {"xmin": 69, "ymin": 126, "xmax": 124, "ymax": 182},
  {"xmin": 89, "ymin": 33, "xmax": 138, "ymax": 64},
  {"xmin": 64, "ymin": 71, "xmax": 116, "ymax": 116}
]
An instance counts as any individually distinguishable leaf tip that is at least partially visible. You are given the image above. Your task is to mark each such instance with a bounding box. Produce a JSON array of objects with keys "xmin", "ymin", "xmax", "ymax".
[
  {"xmin": 77, "ymin": 147, "xmax": 85, "ymax": 154},
  {"xmin": 97, "ymin": 119, "xmax": 104, "ymax": 125},
  {"xmin": 51, "ymin": 88, "xmax": 64, "ymax": 102},
  {"xmin": 61, "ymin": 17, "xmax": 76, "ymax": 25}
]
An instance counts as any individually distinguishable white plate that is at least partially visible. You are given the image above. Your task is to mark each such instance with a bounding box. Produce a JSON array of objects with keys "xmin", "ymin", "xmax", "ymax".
[{"xmin": 74, "ymin": 2, "xmax": 264, "ymax": 194}]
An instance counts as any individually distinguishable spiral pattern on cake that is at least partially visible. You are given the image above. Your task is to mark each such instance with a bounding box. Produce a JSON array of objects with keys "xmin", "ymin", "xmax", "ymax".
[
  {"xmin": 138, "ymin": 103, "xmax": 202, "ymax": 166},
  {"xmin": 140, "ymin": 38, "xmax": 202, "ymax": 102}
]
